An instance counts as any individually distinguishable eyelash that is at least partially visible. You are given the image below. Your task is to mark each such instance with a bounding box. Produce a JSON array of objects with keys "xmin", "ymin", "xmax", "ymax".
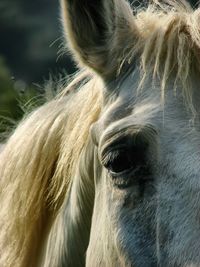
[{"xmin": 102, "ymin": 149, "xmax": 134, "ymax": 173}]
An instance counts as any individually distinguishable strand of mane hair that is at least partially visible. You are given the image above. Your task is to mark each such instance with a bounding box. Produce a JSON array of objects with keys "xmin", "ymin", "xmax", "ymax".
[{"xmin": 0, "ymin": 72, "xmax": 102, "ymax": 267}]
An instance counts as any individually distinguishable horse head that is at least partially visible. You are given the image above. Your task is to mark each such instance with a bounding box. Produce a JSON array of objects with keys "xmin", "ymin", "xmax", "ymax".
[
  {"xmin": 58, "ymin": 0, "xmax": 200, "ymax": 266},
  {"xmin": 1, "ymin": 1, "xmax": 200, "ymax": 267}
]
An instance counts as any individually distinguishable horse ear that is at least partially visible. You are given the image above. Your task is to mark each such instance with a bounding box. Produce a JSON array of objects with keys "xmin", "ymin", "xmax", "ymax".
[{"xmin": 61, "ymin": 0, "xmax": 139, "ymax": 78}]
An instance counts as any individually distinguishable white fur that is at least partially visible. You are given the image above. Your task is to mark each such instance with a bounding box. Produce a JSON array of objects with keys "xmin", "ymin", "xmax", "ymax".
[{"xmin": 1, "ymin": 1, "xmax": 200, "ymax": 266}]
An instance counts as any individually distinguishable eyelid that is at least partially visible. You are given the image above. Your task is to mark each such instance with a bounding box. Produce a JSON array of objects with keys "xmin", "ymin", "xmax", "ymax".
[
  {"xmin": 100, "ymin": 137, "xmax": 130, "ymax": 164},
  {"xmin": 101, "ymin": 149, "xmax": 123, "ymax": 167},
  {"xmin": 100, "ymin": 124, "xmax": 158, "ymax": 154}
]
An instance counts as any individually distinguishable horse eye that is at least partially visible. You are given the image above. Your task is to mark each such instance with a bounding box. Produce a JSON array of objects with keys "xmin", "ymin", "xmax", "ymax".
[
  {"xmin": 104, "ymin": 149, "xmax": 134, "ymax": 174},
  {"xmin": 102, "ymin": 139, "xmax": 148, "ymax": 176}
]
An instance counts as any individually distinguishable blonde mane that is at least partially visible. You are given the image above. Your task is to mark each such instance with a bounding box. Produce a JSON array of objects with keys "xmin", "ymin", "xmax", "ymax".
[
  {"xmin": 133, "ymin": 0, "xmax": 200, "ymax": 109},
  {"xmin": 0, "ymin": 72, "xmax": 102, "ymax": 267},
  {"xmin": 0, "ymin": 1, "xmax": 200, "ymax": 266}
]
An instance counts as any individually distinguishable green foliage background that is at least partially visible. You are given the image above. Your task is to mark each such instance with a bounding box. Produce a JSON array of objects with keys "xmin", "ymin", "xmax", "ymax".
[
  {"xmin": 0, "ymin": 0, "xmax": 75, "ymax": 142},
  {"xmin": 0, "ymin": 57, "xmax": 44, "ymax": 141}
]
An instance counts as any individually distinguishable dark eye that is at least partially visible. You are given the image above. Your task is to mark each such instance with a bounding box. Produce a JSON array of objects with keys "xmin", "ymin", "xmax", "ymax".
[
  {"xmin": 101, "ymin": 138, "xmax": 151, "ymax": 189},
  {"xmin": 104, "ymin": 149, "xmax": 135, "ymax": 174},
  {"xmin": 100, "ymin": 126, "xmax": 157, "ymax": 189},
  {"xmin": 102, "ymin": 141, "xmax": 147, "ymax": 175}
]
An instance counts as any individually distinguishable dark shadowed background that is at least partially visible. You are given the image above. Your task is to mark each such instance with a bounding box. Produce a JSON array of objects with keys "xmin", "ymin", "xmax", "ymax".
[
  {"xmin": 0, "ymin": 0, "xmax": 76, "ymax": 84},
  {"xmin": 0, "ymin": 0, "xmax": 76, "ymax": 140},
  {"xmin": 0, "ymin": 0, "xmax": 198, "ymax": 141}
]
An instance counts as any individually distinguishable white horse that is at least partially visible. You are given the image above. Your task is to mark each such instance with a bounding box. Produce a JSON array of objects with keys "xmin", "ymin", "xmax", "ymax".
[
  {"xmin": 1, "ymin": 0, "xmax": 200, "ymax": 266},
  {"xmin": 0, "ymin": 145, "xmax": 4, "ymax": 153}
]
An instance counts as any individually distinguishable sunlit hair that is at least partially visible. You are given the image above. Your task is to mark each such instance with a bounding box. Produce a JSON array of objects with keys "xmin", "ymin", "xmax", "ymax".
[
  {"xmin": 0, "ymin": 71, "xmax": 102, "ymax": 267},
  {"xmin": 132, "ymin": 0, "xmax": 200, "ymax": 111},
  {"xmin": 0, "ymin": 1, "xmax": 200, "ymax": 266}
]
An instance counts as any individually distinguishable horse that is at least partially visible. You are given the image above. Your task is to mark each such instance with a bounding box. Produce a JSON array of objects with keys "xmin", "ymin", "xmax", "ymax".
[
  {"xmin": 1, "ymin": 0, "xmax": 200, "ymax": 266},
  {"xmin": 0, "ymin": 144, "xmax": 4, "ymax": 153}
]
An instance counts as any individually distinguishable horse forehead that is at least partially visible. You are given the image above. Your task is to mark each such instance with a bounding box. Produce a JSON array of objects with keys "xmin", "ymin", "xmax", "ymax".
[
  {"xmin": 103, "ymin": 74, "xmax": 160, "ymax": 120},
  {"xmin": 101, "ymin": 80, "xmax": 165, "ymax": 130},
  {"xmin": 95, "ymin": 90, "xmax": 197, "ymax": 154},
  {"xmin": 102, "ymin": 71, "xmax": 194, "ymax": 131},
  {"xmin": 102, "ymin": 99, "xmax": 162, "ymax": 131}
]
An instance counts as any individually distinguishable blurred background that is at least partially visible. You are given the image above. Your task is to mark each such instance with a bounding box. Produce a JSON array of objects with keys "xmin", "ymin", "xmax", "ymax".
[
  {"xmin": 0, "ymin": 0, "xmax": 198, "ymax": 141},
  {"xmin": 0, "ymin": 0, "xmax": 76, "ymax": 141}
]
